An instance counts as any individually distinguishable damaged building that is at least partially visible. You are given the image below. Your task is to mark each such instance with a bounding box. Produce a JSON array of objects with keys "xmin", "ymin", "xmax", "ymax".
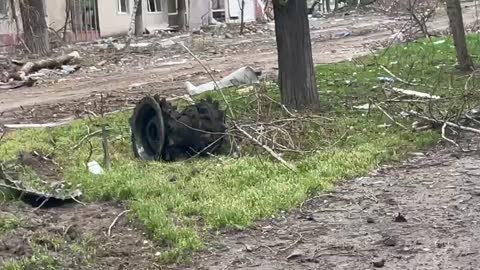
[{"xmin": 0, "ymin": 0, "xmax": 263, "ymax": 47}]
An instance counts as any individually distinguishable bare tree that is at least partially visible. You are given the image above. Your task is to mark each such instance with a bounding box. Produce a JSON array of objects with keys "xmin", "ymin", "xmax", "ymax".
[
  {"xmin": 125, "ymin": 0, "xmax": 142, "ymax": 50},
  {"xmin": 135, "ymin": 0, "xmax": 143, "ymax": 37},
  {"xmin": 273, "ymin": 0, "xmax": 320, "ymax": 110},
  {"xmin": 445, "ymin": 0, "xmax": 474, "ymax": 71},
  {"xmin": 239, "ymin": 0, "xmax": 246, "ymax": 35},
  {"xmin": 19, "ymin": 0, "xmax": 50, "ymax": 55}
]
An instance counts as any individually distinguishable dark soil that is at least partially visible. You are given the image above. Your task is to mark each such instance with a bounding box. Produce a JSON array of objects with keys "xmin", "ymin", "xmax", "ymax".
[
  {"xmin": 17, "ymin": 152, "xmax": 62, "ymax": 183},
  {"xmin": 0, "ymin": 202, "xmax": 159, "ymax": 270},
  {"xmin": 171, "ymin": 142, "xmax": 480, "ymax": 270}
]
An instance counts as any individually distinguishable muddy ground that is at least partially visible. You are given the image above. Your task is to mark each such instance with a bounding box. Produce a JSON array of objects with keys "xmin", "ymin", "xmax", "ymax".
[
  {"xmin": 176, "ymin": 140, "xmax": 480, "ymax": 270},
  {"xmin": 0, "ymin": 202, "xmax": 159, "ymax": 270},
  {"xmin": 0, "ymin": 4, "xmax": 478, "ymax": 126}
]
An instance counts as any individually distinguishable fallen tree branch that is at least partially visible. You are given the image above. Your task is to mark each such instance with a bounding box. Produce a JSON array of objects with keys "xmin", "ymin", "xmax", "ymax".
[
  {"xmin": 178, "ymin": 42, "xmax": 236, "ymax": 120},
  {"xmin": 406, "ymin": 110, "xmax": 480, "ymax": 134},
  {"xmin": 387, "ymin": 87, "xmax": 441, "ymax": 100},
  {"xmin": 371, "ymin": 100, "xmax": 409, "ymax": 130},
  {"xmin": 4, "ymin": 120, "xmax": 73, "ymax": 129},
  {"xmin": 179, "ymin": 42, "xmax": 297, "ymax": 169},
  {"xmin": 71, "ymin": 129, "xmax": 103, "ymax": 150},
  {"xmin": 441, "ymin": 122, "xmax": 459, "ymax": 147},
  {"xmin": 234, "ymin": 123, "xmax": 296, "ymax": 171},
  {"xmin": 18, "ymin": 51, "xmax": 80, "ymax": 80},
  {"xmin": 381, "ymin": 65, "xmax": 423, "ymax": 87}
]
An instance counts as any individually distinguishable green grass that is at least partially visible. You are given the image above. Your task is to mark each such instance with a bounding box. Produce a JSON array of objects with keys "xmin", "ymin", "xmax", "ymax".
[
  {"xmin": 1, "ymin": 230, "xmax": 97, "ymax": 270},
  {"xmin": 2, "ymin": 35, "xmax": 480, "ymax": 263},
  {"xmin": 0, "ymin": 213, "xmax": 21, "ymax": 236},
  {"xmin": 2, "ymin": 255, "xmax": 58, "ymax": 270}
]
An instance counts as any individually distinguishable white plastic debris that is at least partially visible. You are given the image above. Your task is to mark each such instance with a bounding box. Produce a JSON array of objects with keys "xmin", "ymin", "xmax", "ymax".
[
  {"xmin": 378, "ymin": 76, "xmax": 394, "ymax": 83},
  {"xmin": 185, "ymin": 66, "xmax": 260, "ymax": 96},
  {"xmin": 433, "ymin": 40, "xmax": 446, "ymax": 45},
  {"xmin": 354, "ymin": 103, "xmax": 375, "ymax": 110},
  {"xmin": 88, "ymin": 161, "xmax": 104, "ymax": 175},
  {"xmin": 159, "ymin": 39, "xmax": 175, "ymax": 48},
  {"xmin": 389, "ymin": 87, "xmax": 441, "ymax": 100}
]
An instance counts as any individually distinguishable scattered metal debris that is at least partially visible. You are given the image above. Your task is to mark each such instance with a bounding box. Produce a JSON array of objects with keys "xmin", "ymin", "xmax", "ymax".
[{"xmin": 186, "ymin": 66, "xmax": 261, "ymax": 96}]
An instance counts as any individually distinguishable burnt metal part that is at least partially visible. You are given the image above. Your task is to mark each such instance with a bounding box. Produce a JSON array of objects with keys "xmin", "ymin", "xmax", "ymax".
[{"xmin": 130, "ymin": 95, "xmax": 227, "ymax": 161}]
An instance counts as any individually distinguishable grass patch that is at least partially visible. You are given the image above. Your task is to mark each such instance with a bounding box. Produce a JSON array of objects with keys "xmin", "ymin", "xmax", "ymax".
[
  {"xmin": 2, "ymin": 35, "xmax": 480, "ymax": 263},
  {"xmin": 2, "ymin": 254, "xmax": 58, "ymax": 270},
  {"xmin": 0, "ymin": 213, "xmax": 21, "ymax": 236}
]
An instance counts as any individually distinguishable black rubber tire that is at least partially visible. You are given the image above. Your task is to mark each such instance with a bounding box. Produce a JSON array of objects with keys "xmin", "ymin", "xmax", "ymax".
[{"xmin": 130, "ymin": 96, "xmax": 166, "ymax": 161}]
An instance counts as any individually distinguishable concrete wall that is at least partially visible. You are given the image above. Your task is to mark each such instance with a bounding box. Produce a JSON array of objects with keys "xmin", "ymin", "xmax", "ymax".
[
  {"xmin": 188, "ymin": 0, "xmax": 211, "ymax": 31},
  {"xmin": 227, "ymin": 0, "xmax": 256, "ymax": 23},
  {"xmin": 97, "ymin": 0, "xmax": 132, "ymax": 36},
  {"xmin": 97, "ymin": 0, "xmax": 168, "ymax": 37},
  {"xmin": 188, "ymin": 0, "xmax": 257, "ymax": 31},
  {"xmin": 45, "ymin": 0, "xmax": 67, "ymax": 30}
]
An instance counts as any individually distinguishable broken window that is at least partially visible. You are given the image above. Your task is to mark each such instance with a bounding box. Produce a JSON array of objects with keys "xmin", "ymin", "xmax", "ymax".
[
  {"xmin": 118, "ymin": 0, "xmax": 129, "ymax": 13},
  {"xmin": 0, "ymin": 0, "xmax": 7, "ymax": 18},
  {"xmin": 147, "ymin": 0, "xmax": 162, "ymax": 12}
]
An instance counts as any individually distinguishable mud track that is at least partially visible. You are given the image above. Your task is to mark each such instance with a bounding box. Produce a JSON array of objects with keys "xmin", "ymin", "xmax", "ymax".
[{"xmin": 175, "ymin": 141, "xmax": 480, "ymax": 270}]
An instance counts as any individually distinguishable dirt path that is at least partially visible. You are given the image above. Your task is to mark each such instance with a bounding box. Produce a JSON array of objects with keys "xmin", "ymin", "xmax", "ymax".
[
  {"xmin": 176, "ymin": 142, "xmax": 480, "ymax": 270},
  {"xmin": 0, "ymin": 202, "xmax": 159, "ymax": 269},
  {"xmin": 0, "ymin": 5, "xmax": 478, "ymax": 125}
]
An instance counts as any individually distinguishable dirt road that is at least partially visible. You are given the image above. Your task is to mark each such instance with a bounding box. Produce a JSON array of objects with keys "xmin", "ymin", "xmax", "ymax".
[
  {"xmin": 0, "ymin": 5, "xmax": 478, "ymax": 125},
  {"xmin": 178, "ymin": 141, "xmax": 480, "ymax": 270}
]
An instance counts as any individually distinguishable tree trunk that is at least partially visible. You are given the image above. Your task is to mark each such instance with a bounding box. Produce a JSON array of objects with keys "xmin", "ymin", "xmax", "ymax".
[
  {"xmin": 334, "ymin": 0, "xmax": 339, "ymax": 11},
  {"xmin": 239, "ymin": 0, "xmax": 245, "ymax": 35},
  {"xmin": 445, "ymin": 0, "xmax": 473, "ymax": 71},
  {"xmin": 326, "ymin": 0, "xmax": 331, "ymax": 12},
  {"xmin": 135, "ymin": 0, "xmax": 143, "ymax": 37},
  {"xmin": 273, "ymin": 0, "xmax": 320, "ymax": 110},
  {"xmin": 178, "ymin": 0, "xmax": 187, "ymax": 31},
  {"xmin": 9, "ymin": 0, "xmax": 21, "ymax": 42},
  {"xmin": 19, "ymin": 0, "xmax": 50, "ymax": 55},
  {"xmin": 125, "ymin": 0, "xmax": 142, "ymax": 49}
]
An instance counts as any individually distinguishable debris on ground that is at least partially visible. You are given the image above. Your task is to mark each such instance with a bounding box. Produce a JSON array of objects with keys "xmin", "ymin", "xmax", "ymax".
[
  {"xmin": 87, "ymin": 160, "xmax": 105, "ymax": 175},
  {"xmin": 186, "ymin": 66, "xmax": 261, "ymax": 96},
  {"xmin": 130, "ymin": 95, "xmax": 227, "ymax": 161},
  {"xmin": 373, "ymin": 258, "xmax": 386, "ymax": 268},
  {"xmin": 394, "ymin": 213, "xmax": 408, "ymax": 223},
  {"xmin": 0, "ymin": 152, "xmax": 82, "ymax": 208}
]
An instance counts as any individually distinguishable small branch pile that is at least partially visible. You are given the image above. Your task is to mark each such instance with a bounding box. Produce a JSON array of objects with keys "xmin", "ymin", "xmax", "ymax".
[{"xmin": 373, "ymin": 67, "xmax": 480, "ymax": 151}]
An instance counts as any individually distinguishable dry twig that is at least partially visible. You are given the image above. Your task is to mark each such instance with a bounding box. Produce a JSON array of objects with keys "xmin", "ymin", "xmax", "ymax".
[
  {"xmin": 406, "ymin": 110, "xmax": 480, "ymax": 134},
  {"xmin": 441, "ymin": 123, "xmax": 460, "ymax": 147},
  {"xmin": 107, "ymin": 209, "xmax": 132, "ymax": 237},
  {"xmin": 279, "ymin": 232, "xmax": 303, "ymax": 251},
  {"xmin": 370, "ymin": 99, "xmax": 409, "ymax": 130},
  {"xmin": 381, "ymin": 65, "xmax": 424, "ymax": 87}
]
